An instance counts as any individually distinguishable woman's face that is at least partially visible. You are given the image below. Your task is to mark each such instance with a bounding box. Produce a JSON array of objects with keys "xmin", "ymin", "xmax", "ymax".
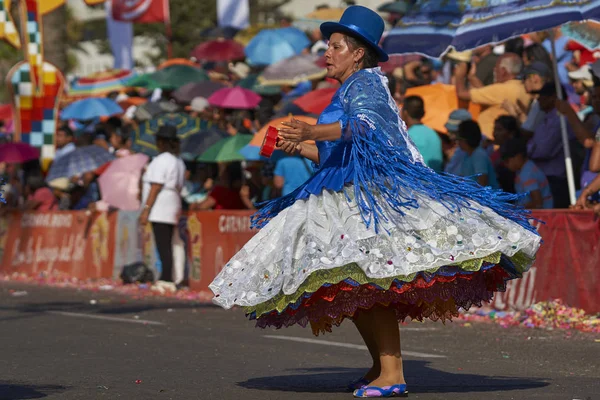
[{"xmin": 324, "ymin": 33, "xmax": 359, "ymax": 82}]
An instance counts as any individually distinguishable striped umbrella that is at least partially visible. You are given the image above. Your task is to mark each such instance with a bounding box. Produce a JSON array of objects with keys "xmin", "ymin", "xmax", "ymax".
[
  {"xmin": 46, "ymin": 145, "xmax": 114, "ymax": 181},
  {"xmin": 68, "ymin": 69, "xmax": 136, "ymax": 99}
]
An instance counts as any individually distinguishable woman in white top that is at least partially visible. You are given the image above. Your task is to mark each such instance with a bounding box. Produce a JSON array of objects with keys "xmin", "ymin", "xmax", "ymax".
[{"xmin": 140, "ymin": 125, "xmax": 186, "ymax": 289}]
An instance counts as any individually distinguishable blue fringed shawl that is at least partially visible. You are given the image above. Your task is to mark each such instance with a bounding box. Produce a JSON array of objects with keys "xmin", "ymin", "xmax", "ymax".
[{"xmin": 251, "ymin": 68, "xmax": 536, "ymax": 235}]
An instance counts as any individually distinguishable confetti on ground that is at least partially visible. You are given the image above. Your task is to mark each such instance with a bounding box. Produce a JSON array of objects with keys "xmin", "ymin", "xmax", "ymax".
[
  {"xmin": 0, "ymin": 271, "xmax": 214, "ymax": 302},
  {"xmin": 1, "ymin": 272, "xmax": 599, "ymax": 334},
  {"xmin": 458, "ymin": 299, "xmax": 600, "ymax": 334}
]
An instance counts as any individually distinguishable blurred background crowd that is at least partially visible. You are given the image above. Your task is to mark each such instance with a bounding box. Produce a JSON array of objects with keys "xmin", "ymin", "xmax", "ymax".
[{"xmin": 2, "ymin": 1, "xmax": 600, "ymax": 219}]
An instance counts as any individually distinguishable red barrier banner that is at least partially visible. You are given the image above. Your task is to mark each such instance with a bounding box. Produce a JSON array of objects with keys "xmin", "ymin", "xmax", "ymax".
[
  {"xmin": 0, "ymin": 211, "xmax": 117, "ymax": 279},
  {"xmin": 186, "ymin": 211, "xmax": 256, "ymax": 296},
  {"xmin": 493, "ymin": 210, "xmax": 600, "ymax": 313}
]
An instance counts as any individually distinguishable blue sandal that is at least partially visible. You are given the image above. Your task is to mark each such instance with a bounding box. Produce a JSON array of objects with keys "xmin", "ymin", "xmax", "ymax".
[
  {"xmin": 353, "ymin": 384, "xmax": 408, "ymax": 398},
  {"xmin": 347, "ymin": 378, "xmax": 370, "ymax": 391}
]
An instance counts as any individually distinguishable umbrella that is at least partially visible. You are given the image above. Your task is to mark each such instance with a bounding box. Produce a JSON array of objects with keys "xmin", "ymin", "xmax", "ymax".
[
  {"xmin": 131, "ymin": 113, "xmax": 212, "ymax": 156},
  {"xmin": 382, "ymin": 0, "xmax": 600, "ymax": 57},
  {"xmin": 197, "ymin": 134, "xmax": 252, "ymax": 162},
  {"xmin": 249, "ymin": 115, "xmax": 317, "ymax": 147},
  {"xmin": 234, "ymin": 24, "xmax": 276, "ymax": 46},
  {"xmin": 380, "ymin": 54, "xmax": 421, "ymax": 74},
  {"xmin": 258, "ymin": 54, "xmax": 327, "ymax": 86},
  {"xmin": 293, "ymin": 87, "xmax": 338, "ymax": 115},
  {"xmin": 562, "ymin": 20, "xmax": 600, "ymax": 50},
  {"xmin": 236, "ymin": 74, "xmax": 281, "ymax": 96},
  {"xmin": 172, "ymin": 81, "xmax": 226, "ymax": 104},
  {"xmin": 0, "ymin": 142, "xmax": 40, "ymax": 163},
  {"xmin": 191, "ymin": 39, "xmax": 245, "ymax": 62},
  {"xmin": 382, "ymin": 0, "xmax": 600, "ymax": 206},
  {"xmin": 293, "ymin": 8, "xmax": 346, "ymax": 31},
  {"xmin": 378, "ymin": 1, "xmax": 412, "ymax": 14},
  {"xmin": 180, "ymin": 128, "xmax": 229, "ymax": 161},
  {"xmin": 126, "ymin": 65, "xmax": 209, "ymax": 90},
  {"xmin": 46, "ymin": 145, "xmax": 115, "ymax": 181},
  {"xmin": 133, "ymin": 101, "xmax": 180, "ymax": 121},
  {"xmin": 201, "ymin": 26, "xmax": 239, "ymax": 39},
  {"xmin": 60, "ymin": 98, "xmax": 123, "ymax": 120},
  {"xmin": 208, "ymin": 87, "xmax": 262, "ymax": 109},
  {"xmin": 157, "ymin": 58, "xmax": 198, "ymax": 70},
  {"xmin": 97, "ymin": 153, "xmax": 149, "ymax": 211},
  {"xmin": 68, "ymin": 69, "xmax": 136, "ymax": 98},
  {"xmin": 245, "ymin": 27, "xmax": 311, "ymax": 65},
  {"xmin": 0, "ymin": 104, "xmax": 12, "ymax": 120}
]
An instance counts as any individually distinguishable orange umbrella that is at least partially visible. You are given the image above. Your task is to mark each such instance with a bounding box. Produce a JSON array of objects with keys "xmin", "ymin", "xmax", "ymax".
[
  {"xmin": 118, "ymin": 96, "xmax": 147, "ymax": 109},
  {"xmin": 250, "ymin": 115, "xmax": 317, "ymax": 147},
  {"xmin": 158, "ymin": 58, "xmax": 198, "ymax": 70}
]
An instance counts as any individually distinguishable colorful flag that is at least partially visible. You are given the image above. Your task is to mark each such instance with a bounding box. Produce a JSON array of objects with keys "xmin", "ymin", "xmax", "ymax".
[
  {"xmin": 111, "ymin": 0, "xmax": 169, "ymax": 23},
  {"xmin": 217, "ymin": 0, "xmax": 249, "ymax": 30}
]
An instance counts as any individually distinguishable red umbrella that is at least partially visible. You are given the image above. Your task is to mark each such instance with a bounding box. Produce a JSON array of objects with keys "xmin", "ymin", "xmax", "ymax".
[
  {"xmin": 208, "ymin": 87, "xmax": 262, "ymax": 109},
  {"xmin": 191, "ymin": 39, "xmax": 245, "ymax": 62},
  {"xmin": 0, "ymin": 142, "xmax": 40, "ymax": 164},
  {"xmin": 293, "ymin": 87, "xmax": 338, "ymax": 114}
]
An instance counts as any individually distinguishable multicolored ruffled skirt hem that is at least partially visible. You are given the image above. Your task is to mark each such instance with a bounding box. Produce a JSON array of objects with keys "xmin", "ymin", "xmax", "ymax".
[{"xmin": 244, "ymin": 251, "xmax": 531, "ymax": 335}]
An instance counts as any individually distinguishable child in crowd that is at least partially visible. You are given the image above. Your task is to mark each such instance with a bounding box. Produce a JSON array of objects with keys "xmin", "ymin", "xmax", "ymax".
[
  {"xmin": 456, "ymin": 120, "xmax": 499, "ymax": 189},
  {"xmin": 502, "ymin": 137, "xmax": 553, "ymax": 209}
]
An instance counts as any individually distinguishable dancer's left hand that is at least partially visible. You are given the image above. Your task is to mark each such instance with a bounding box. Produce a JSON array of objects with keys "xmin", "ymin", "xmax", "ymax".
[{"xmin": 279, "ymin": 118, "xmax": 314, "ymax": 142}]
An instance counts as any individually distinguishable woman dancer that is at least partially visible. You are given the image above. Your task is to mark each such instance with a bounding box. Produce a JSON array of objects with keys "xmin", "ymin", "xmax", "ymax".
[{"xmin": 210, "ymin": 6, "xmax": 541, "ymax": 398}]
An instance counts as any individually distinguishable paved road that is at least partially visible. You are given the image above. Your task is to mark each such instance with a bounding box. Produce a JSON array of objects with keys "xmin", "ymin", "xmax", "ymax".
[{"xmin": 0, "ymin": 282, "xmax": 598, "ymax": 400}]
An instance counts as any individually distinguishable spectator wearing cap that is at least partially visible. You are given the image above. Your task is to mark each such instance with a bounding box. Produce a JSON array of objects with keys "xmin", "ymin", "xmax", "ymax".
[
  {"xmin": 528, "ymin": 82, "xmax": 587, "ymax": 208},
  {"xmin": 188, "ymin": 97, "xmax": 212, "ymax": 121},
  {"xmin": 568, "ymin": 64, "xmax": 597, "ymax": 122},
  {"xmin": 502, "ymin": 137, "xmax": 553, "ymax": 209},
  {"xmin": 456, "ymin": 120, "xmax": 499, "ymax": 189},
  {"xmin": 503, "ymin": 61, "xmax": 551, "ymax": 132},
  {"xmin": 443, "ymin": 109, "xmax": 472, "ymax": 175},
  {"xmin": 455, "ymin": 53, "xmax": 531, "ymax": 139},
  {"xmin": 401, "ymin": 95, "xmax": 443, "ymax": 172}
]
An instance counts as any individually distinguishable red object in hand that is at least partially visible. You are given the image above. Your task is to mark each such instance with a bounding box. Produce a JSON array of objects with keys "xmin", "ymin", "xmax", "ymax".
[{"xmin": 259, "ymin": 126, "xmax": 280, "ymax": 158}]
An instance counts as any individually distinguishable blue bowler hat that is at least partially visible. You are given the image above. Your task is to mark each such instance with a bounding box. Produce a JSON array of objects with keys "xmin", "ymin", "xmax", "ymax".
[{"xmin": 320, "ymin": 6, "xmax": 389, "ymax": 62}]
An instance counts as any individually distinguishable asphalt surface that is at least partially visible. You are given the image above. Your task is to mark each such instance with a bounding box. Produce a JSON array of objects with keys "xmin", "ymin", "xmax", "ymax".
[{"xmin": 0, "ymin": 282, "xmax": 598, "ymax": 400}]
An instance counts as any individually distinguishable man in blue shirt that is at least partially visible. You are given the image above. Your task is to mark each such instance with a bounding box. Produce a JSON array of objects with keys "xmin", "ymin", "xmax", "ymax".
[
  {"xmin": 274, "ymin": 156, "xmax": 313, "ymax": 196},
  {"xmin": 502, "ymin": 138, "xmax": 553, "ymax": 209},
  {"xmin": 456, "ymin": 120, "xmax": 499, "ymax": 189},
  {"xmin": 401, "ymin": 95, "xmax": 443, "ymax": 172}
]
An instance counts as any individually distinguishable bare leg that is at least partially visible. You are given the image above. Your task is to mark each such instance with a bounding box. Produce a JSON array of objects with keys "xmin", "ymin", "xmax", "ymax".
[
  {"xmin": 366, "ymin": 305, "xmax": 406, "ymax": 387},
  {"xmin": 353, "ymin": 311, "xmax": 380, "ymax": 381}
]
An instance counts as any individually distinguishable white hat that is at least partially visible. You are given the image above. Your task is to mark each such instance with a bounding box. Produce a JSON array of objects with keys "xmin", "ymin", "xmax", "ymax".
[
  {"xmin": 229, "ymin": 62, "xmax": 250, "ymax": 79},
  {"xmin": 570, "ymin": 64, "xmax": 593, "ymax": 81},
  {"xmin": 190, "ymin": 97, "xmax": 209, "ymax": 112},
  {"xmin": 48, "ymin": 177, "xmax": 71, "ymax": 191}
]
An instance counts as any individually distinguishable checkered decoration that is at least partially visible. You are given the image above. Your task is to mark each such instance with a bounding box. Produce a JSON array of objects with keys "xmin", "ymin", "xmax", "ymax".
[
  {"xmin": 0, "ymin": 0, "xmax": 21, "ymax": 48},
  {"xmin": 10, "ymin": 61, "xmax": 65, "ymax": 160},
  {"xmin": 23, "ymin": 0, "xmax": 43, "ymax": 94}
]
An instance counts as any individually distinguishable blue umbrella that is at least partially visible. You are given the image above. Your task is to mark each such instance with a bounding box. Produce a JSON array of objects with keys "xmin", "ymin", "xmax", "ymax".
[
  {"xmin": 382, "ymin": 0, "xmax": 600, "ymax": 57},
  {"xmin": 245, "ymin": 27, "xmax": 311, "ymax": 65},
  {"xmin": 46, "ymin": 145, "xmax": 115, "ymax": 181},
  {"xmin": 60, "ymin": 98, "xmax": 123, "ymax": 121},
  {"xmin": 382, "ymin": 0, "xmax": 600, "ymax": 206}
]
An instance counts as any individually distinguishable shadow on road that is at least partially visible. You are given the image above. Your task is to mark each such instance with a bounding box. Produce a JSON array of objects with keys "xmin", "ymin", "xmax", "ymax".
[
  {"xmin": 0, "ymin": 383, "xmax": 68, "ymax": 400},
  {"xmin": 237, "ymin": 362, "xmax": 550, "ymax": 394}
]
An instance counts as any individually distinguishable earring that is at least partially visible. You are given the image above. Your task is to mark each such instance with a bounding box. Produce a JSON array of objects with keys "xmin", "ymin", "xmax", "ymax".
[{"xmin": 353, "ymin": 62, "xmax": 359, "ymax": 72}]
